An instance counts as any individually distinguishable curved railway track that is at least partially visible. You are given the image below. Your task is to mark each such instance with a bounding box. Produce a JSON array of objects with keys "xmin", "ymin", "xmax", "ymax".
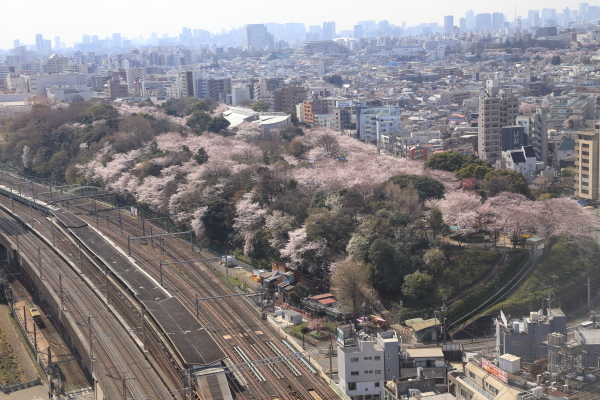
[
  {"xmin": 0, "ymin": 188, "xmax": 174, "ymax": 399},
  {"xmin": 0, "ymin": 171, "xmax": 339, "ymax": 400}
]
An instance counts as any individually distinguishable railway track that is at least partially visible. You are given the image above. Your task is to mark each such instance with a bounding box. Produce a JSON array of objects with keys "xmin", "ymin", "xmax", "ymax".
[
  {"xmin": 0, "ymin": 186, "xmax": 175, "ymax": 399},
  {"xmin": 8, "ymin": 279, "xmax": 91, "ymax": 393},
  {"xmin": 84, "ymin": 202, "xmax": 337, "ymax": 400},
  {"xmin": 0, "ymin": 170, "xmax": 338, "ymax": 400}
]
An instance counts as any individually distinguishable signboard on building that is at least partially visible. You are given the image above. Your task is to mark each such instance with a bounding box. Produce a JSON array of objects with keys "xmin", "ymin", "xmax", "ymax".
[
  {"xmin": 337, "ymin": 327, "xmax": 345, "ymax": 346},
  {"xmin": 481, "ymin": 358, "xmax": 508, "ymax": 383},
  {"xmin": 336, "ymin": 100, "xmax": 353, "ymax": 108}
]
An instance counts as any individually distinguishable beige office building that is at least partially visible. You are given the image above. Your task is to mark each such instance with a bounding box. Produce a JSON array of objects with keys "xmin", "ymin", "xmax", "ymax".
[{"xmin": 574, "ymin": 123, "xmax": 600, "ymax": 202}]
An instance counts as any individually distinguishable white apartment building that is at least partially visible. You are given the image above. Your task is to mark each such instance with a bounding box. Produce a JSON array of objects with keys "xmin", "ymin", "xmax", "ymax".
[
  {"xmin": 126, "ymin": 67, "xmax": 148, "ymax": 97},
  {"xmin": 358, "ymin": 106, "xmax": 401, "ymax": 146},
  {"xmin": 338, "ymin": 327, "xmax": 400, "ymax": 400},
  {"xmin": 23, "ymin": 73, "xmax": 87, "ymax": 97},
  {"xmin": 45, "ymin": 85, "xmax": 94, "ymax": 102},
  {"xmin": 230, "ymin": 86, "xmax": 251, "ymax": 106},
  {"xmin": 313, "ymin": 113, "xmax": 336, "ymax": 129},
  {"xmin": 5, "ymin": 73, "xmax": 25, "ymax": 93},
  {"xmin": 42, "ymin": 54, "xmax": 69, "ymax": 73}
]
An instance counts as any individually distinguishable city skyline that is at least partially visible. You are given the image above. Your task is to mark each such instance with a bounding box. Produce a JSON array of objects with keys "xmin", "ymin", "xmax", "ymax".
[{"xmin": 2, "ymin": 0, "xmax": 596, "ymax": 50}]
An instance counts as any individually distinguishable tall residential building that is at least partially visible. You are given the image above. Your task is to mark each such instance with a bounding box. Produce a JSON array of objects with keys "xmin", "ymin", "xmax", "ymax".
[
  {"xmin": 178, "ymin": 71, "xmax": 231, "ymax": 102},
  {"xmin": 272, "ymin": 85, "xmax": 306, "ymax": 113},
  {"xmin": 477, "ymin": 80, "xmax": 519, "ymax": 161},
  {"xmin": 322, "ymin": 21, "xmax": 336, "ymax": 40},
  {"xmin": 444, "ymin": 16, "xmax": 454, "ymax": 35},
  {"xmin": 574, "ymin": 123, "xmax": 600, "ymax": 202},
  {"xmin": 244, "ymin": 24, "xmax": 272, "ymax": 51},
  {"xmin": 459, "ymin": 18, "xmax": 467, "ymax": 31},
  {"xmin": 337, "ymin": 326, "xmax": 399, "ymax": 399},
  {"xmin": 516, "ymin": 108, "xmax": 548, "ymax": 164}
]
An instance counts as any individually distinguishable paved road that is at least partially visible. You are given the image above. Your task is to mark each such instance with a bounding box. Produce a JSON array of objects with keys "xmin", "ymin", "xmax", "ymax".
[{"xmin": 0, "ymin": 385, "xmax": 47, "ymax": 400}]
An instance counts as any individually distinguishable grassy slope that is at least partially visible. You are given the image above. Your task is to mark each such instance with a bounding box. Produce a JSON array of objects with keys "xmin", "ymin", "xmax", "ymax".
[{"xmin": 485, "ymin": 238, "xmax": 600, "ymax": 315}]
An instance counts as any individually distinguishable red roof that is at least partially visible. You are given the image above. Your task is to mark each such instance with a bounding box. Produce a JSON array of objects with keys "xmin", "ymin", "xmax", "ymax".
[{"xmin": 318, "ymin": 298, "xmax": 337, "ymax": 305}]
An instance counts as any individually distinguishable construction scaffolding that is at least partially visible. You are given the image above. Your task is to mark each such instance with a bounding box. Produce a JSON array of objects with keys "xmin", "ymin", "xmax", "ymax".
[{"xmin": 547, "ymin": 332, "xmax": 583, "ymax": 374}]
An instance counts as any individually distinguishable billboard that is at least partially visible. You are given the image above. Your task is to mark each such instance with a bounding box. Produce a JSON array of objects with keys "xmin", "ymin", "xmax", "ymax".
[
  {"xmin": 336, "ymin": 100, "xmax": 353, "ymax": 108},
  {"xmin": 337, "ymin": 327, "xmax": 345, "ymax": 346},
  {"xmin": 481, "ymin": 358, "xmax": 508, "ymax": 383}
]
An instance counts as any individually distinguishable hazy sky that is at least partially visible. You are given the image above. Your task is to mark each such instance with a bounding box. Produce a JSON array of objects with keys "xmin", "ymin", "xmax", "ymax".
[{"xmin": 2, "ymin": 0, "xmax": 585, "ymax": 49}]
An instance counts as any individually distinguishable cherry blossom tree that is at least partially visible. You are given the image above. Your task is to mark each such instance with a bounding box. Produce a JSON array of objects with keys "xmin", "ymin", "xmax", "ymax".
[
  {"xmin": 265, "ymin": 211, "xmax": 296, "ymax": 249},
  {"xmin": 533, "ymin": 197, "xmax": 598, "ymax": 243},
  {"xmin": 425, "ymin": 190, "xmax": 482, "ymax": 234},
  {"xmin": 478, "ymin": 192, "xmax": 538, "ymax": 247},
  {"xmin": 280, "ymin": 226, "xmax": 327, "ymax": 273},
  {"xmin": 308, "ymin": 317, "xmax": 327, "ymax": 332}
]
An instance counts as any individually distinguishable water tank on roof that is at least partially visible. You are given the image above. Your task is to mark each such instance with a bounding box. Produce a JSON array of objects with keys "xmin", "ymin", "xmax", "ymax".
[
  {"xmin": 513, "ymin": 321, "xmax": 520, "ymax": 333},
  {"xmin": 530, "ymin": 312, "xmax": 539, "ymax": 321}
]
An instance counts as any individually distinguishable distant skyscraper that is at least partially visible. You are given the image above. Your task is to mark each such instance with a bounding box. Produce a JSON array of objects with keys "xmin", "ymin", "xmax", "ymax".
[
  {"xmin": 476, "ymin": 13, "xmax": 492, "ymax": 31},
  {"xmin": 379, "ymin": 20, "xmax": 389, "ymax": 34},
  {"xmin": 492, "ymin": 13, "xmax": 504, "ymax": 30},
  {"xmin": 353, "ymin": 24, "xmax": 364, "ymax": 39},
  {"xmin": 35, "ymin": 34, "xmax": 44, "ymax": 54},
  {"xmin": 466, "ymin": 10, "xmax": 476, "ymax": 30},
  {"xmin": 244, "ymin": 24, "xmax": 272, "ymax": 51},
  {"xmin": 13, "ymin": 39, "xmax": 20, "ymax": 48},
  {"xmin": 444, "ymin": 15, "xmax": 454, "ymax": 35},
  {"xmin": 528, "ymin": 10, "xmax": 540, "ymax": 26},
  {"xmin": 112, "ymin": 33, "xmax": 122, "ymax": 48},
  {"xmin": 54, "ymin": 36, "xmax": 61, "ymax": 50},
  {"xmin": 82, "ymin": 34, "xmax": 90, "ymax": 44},
  {"xmin": 459, "ymin": 18, "xmax": 467, "ymax": 31},
  {"xmin": 322, "ymin": 21, "xmax": 336, "ymax": 40}
]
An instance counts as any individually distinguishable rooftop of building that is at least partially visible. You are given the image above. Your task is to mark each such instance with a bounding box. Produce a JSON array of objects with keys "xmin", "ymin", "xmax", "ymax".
[{"xmin": 405, "ymin": 347, "xmax": 444, "ymax": 359}]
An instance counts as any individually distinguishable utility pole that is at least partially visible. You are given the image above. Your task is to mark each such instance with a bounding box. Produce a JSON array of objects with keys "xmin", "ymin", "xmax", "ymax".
[
  {"xmin": 88, "ymin": 316, "xmax": 95, "ymax": 360},
  {"xmin": 441, "ymin": 295, "xmax": 448, "ymax": 344},
  {"xmin": 589, "ymin": 276, "xmax": 591, "ymax": 312},
  {"xmin": 37, "ymin": 248, "xmax": 42, "ymax": 281},
  {"xmin": 159, "ymin": 259, "xmax": 163, "ymax": 287},
  {"xmin": 33, "ymin": 321, "xmax": 37, "ymax": 356},
  {"xmin": 59, "ymin": 274, "xmax": 64, "ymax": 311},
  {"xmin": 139, "ymin": 309, "xmax": 146, "ymax": 350},
  {"xmin": 105, "ymin": 267, "xmax": 110, "ymax": 306},
  {"xmin": 78, "ymin": 241, "xmax": 83, "ymax": 274},
  {"xmin": 329, "ymin": 335, "xmax": 333, "ymax": 381}
]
